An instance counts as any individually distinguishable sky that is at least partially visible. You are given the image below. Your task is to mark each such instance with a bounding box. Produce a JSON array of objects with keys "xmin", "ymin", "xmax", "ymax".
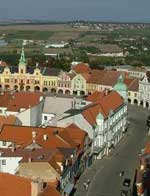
[{"xmin": 0, "ymin": 0, "xmax": 150, "ymax": 22}]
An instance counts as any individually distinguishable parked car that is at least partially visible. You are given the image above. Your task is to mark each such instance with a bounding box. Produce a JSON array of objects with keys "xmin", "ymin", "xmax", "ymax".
[
  {"xmin": 123, "ymin": 178, "xmax": 131, "ymax": 187},
  {"xmin": 121, "ymin": 189, "xmax": 128, "ymax": 196}
]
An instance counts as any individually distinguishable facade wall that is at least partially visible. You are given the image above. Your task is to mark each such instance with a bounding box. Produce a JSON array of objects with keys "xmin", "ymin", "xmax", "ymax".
[
  {"xmin": 0, "ymin": 141, "xmax": 12, "ymax": 148},
  {"xmin": 57, "ymin": 113, "xmax": 93, "ymax": 139},
  {"xmin": 71, "ymin": 74, "xmax": 87, "ymax": 95},
  {"xmin": 0, "ymin": 157, "xmax": 22, "ymax": 174},
  {"xmin": 30, "ymin": 100, "xmax": 44, "ymax": 126},
  {"xmin": 42, "ymin": 113, "xmax": 55, "ymax": 125},
  {"xmin": 94, "ymin": 104, "xmax": 127, "ymax": 156}
]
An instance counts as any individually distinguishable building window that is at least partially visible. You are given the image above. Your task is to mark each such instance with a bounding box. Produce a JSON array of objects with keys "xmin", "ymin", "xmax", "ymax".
[
  {"xmin": 21, "ymin": 69, "xmax": 23, "ymax": 74},
  {"xmin": 2, "ymin": 141, "xmax": 6, "ymax": 146},
  {"xmin": 0, "ymin": 110, "xmax": 2, "ymax": 114},
  {"xmin": 27, "ymin": 80, "xmax": 29, "ymax": 84},
  {"xmin": 2, "ymin": 160, "xmax": 6, "ymax": 165},
  {"xmin": 44, "ymin": 116, "xmax": 47, "ymax": 120},
  {"xmin": 5, "ymin": 79, "xmax": 9, "ymax": 83},
  {"xmin": 15, "ymin": 79, "xmax": 17, "ymax": 83},
  {"xmin": 35, "ymin": 80, "xmax": 39, "ymax": 84}
]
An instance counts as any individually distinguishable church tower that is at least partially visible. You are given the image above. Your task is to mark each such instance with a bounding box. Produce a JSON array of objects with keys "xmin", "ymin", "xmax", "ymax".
[
  {"xmin": 18, "ymin": 45, "xmax": 27, "ymax": 74},
  {"xmin": 113, "ymin": 74, "xmax": 128, "ymax": 101}
]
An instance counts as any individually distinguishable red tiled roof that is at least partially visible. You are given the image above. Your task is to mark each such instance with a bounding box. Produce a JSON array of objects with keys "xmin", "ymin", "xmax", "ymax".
[
  {"xmin": 87, "ymin": 70, "xmax": 121, "ymax": 86},
  {"xmin": 0, "ymin": 125, "xmax": 76, "ymax": 149},
  {"xmin": 124, "ymin": 78, "xmax": 139, "ymax": 92},
  {"xmin": 0, "ymin": 115, "xmax": 17, "ymax": 129},
  {"xmin": 0, "ymin": 172, "xmax": 31, "ymax": 196},
  {"xmin": 0, "ymin": 92, "xmax": 43, "ymax": 112},
  {"xmin": 73, "ymin": 63, "xmax": 91, "ymax": 73},
  {"xmin": 86, "ymin": 91, "xmax": 105, "ymax": 102},
  {"xmin": 65, "ymin": 124, "xmax": 87, "ymax": 148},
  {"xmin": 82, "ymin": 91, "xmax": 124, "ymax": 125},
  {"xmin": 40, "ymin": 183, "xmax": 61, "ymax": 196},
  {"xmin": 0, "ymin": 148, "xmax": 57, "ymax": 163}
]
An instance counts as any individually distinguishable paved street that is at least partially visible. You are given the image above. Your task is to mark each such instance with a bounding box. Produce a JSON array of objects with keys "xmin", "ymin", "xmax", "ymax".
[{"xmin": 74, "ymin": 105, "xmax": 149, "ymax": 196}]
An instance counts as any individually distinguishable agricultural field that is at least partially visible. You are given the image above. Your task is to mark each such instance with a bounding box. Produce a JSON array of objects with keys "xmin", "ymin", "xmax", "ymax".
[{"xmin": 0, "ymin": 23, "xmax": 150, "ymax": 67}]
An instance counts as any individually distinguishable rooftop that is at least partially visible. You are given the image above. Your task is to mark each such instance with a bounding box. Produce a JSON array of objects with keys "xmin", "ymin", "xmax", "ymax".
[{"xmin": 0, "ymin": 92, "xmax": 43, "ymax": 112}]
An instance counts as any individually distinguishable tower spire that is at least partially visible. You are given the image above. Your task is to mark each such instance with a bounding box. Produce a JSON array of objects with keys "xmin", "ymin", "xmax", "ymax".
[{"xmin": 19, "ymin": 44, "xmax": 26, "ymax": 64}]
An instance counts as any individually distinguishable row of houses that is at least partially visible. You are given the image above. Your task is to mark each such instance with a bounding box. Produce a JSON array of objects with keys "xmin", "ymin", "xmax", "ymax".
[
  {"xmin": 136, "ymin": 143, "xmax": 150, "ymax": 196},
  {"xmin": 0, "ymin": 85, "xmax": 128, "ymax": 195},
  {"xmin": 2, "ymin": 47, "xmax": 150, "ymax": 110}
]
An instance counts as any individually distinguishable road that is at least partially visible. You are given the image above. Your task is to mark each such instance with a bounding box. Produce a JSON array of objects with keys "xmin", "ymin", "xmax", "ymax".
[{"xmin": 74, "ymin": 105, "xmax": 149, "ymax": 196}]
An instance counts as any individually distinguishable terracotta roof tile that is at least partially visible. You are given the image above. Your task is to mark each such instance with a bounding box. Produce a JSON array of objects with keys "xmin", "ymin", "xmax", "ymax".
[
  {"xmin": 0, "ymin": 115, "xmax": 17, "ymax": 129},
  {"xmin": 87, "ymin": 70, "xmax": 121, "ymax": 86},
  {"xmin": 82, "ymin": 91, "xmax": 124, "ymax": 125},
  {"xmin": 0, "ymin": 125, "xmax": 77, "ymax": 149},
  {"xmin": 64, "ymin": 124, "xmax": 87, "ymax": 148},
  {"xmin": 0, "ymin": 172, "xmax": 31, "ymax": 196},
  {"xmin": 39, "ymin": 183, "xmax": 61, "ymax": 196},
  {"xmin": 0, "ymin": 92, "xmax": 43, "ymax": 112},
  {"xmin": 86, "ymin": 91, "xmax": 105, "ymax": 102},
  {"xmin": 124, "ymin": 78, "xmax": 139, "ymax": 91},
  {"xmin": 73, "ymin": 63, "xmax": 91, "ymax": 73},
  {"xmin": 0, "ymin": 148, "xmax": 57, "ymax": 163}
]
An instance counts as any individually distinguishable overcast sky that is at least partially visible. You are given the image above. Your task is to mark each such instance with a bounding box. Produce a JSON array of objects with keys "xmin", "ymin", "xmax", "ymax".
[{"xmin": 0, "ymin": 0, "xmax": 150, "ymax": 22}]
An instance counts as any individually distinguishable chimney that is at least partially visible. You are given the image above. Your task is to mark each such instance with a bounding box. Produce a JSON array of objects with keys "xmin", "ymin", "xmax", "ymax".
[
  {"xmin": 28, "ymin": 157, "xmax": 32, "ymax": 162},
  {"xmin": 60, "ymin": 165, "xmax": 64, "ymax": 172},
  {"xmin": 11, "ymin": 142, "xmax": 16, "ymax": 152},
  {"xmin": 31, "ymin": 179, "xmax": 44, "ymax": 196},
  {"xmin": 32, "ymin": 131, "xmax": 37, "ymax": 143},
  {"xmin": 53, "ymin": 130, "xmax": 59, "ymax": 135},
  {"xmin": 43, "ymin": 134, "xmax": 48, "ymax": 141}
]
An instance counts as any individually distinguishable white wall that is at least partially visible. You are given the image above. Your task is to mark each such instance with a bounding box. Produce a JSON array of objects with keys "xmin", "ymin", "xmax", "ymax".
[
  {"xmin": 42, "ymin": 113, "xmax": 55, "ymax": 125},
  {"xmin": 0, "ymin": 141, "xmax": 12, "ymax": 148},
  {"xmin": 0, "ymin": 157, "xmax": 22, "ymax": 174},
  {"xmin": 57, "ymin": 113, "xmax": 94, "ymax": 139}
]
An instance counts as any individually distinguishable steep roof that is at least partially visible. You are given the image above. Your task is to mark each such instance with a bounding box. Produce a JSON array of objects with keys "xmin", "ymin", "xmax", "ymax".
[
  {"xmin": 0, "ymin": 92, "xmax": 43, "ymax": 112},
  {"xmin": 0, "ymin": 173, "xmax": 31, "ymax": 196},
  {"xmin": 39, "ymin": 183, "xmax": 61, "ymax": 196},
  {"xmin": 64, "ymin": 124, "xmax": 87, "ymax": 148},
  {"xmin": 73, "ymin": 63, "xmax": 91, "ymax": 73},
  {"xmin": 87, "ymin": 70, "xmax": 121, "ymax": 86},
  {"xmin": 0, "ymin": 148, "xmax": 57, "ymax": 163},
  {"xmin": 82, "ymin": 91, "xmax": 124, "ymax": 125},
  {"xmin": 0, "ymin": 125, "xmax": 81, "ymax": 149},
  {"xmin": 124, "ymin": 78, "xmax": 139, "ymax": 92},
  {"xmin": 86, "ymin": 91, "xmax": 105, "ymax": 102},
  {"xmin": 0, "ymin": 115, "xmax": 17, "ymax": 129}
]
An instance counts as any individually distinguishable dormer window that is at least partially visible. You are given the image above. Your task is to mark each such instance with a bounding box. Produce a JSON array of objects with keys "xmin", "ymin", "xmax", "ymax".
[{"xmin": 21, "ymin": 69, "xmax": 23, "ymax": 74}]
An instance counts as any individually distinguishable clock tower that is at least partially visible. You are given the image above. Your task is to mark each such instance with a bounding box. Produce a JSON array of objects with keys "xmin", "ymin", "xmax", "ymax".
[{"xmin": 18, "ymin": 45, "xmax": 27, "ymax": 74}]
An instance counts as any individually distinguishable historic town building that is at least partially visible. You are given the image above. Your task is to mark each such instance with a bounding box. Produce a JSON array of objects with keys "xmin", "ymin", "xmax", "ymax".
[
  {"xmin": 138, "ymin": 72, "xmax": 150, "ymax": 108},
  {"xmin": 0, "ymin": 47, "xmax": 60, "ymax": 93}
]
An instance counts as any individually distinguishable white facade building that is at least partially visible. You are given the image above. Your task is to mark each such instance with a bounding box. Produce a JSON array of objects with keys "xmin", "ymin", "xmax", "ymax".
[{"xmin": 138, "ymin": 74, "xmax": 150, "ymax": 108}]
